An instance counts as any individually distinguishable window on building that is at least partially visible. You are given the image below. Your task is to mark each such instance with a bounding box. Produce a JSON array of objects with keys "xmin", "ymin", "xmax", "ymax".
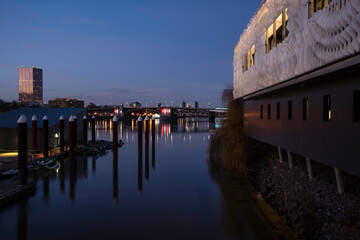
[
  {"xmin": 268, "ymin": 104, "xmax": 271, "ymax": 119},
  {"xmin": 242, "ymin": 56, "xmax": 246, "ymax": 73},
  {"xmin": 323, "ymin": 95, "xmax": 331, "ymax": 121},
  {"xmin": 276, "ymin": 102, "xmax": 280, "ymax": 119},
  {"xmin": 353, "ymin": 90, "xmax": 360, "ymax": 122},
  {"xmin": 303, "ymin": 98, "xmax": 309, "ymax": 120},
  {"xmin": 244, "ymin": 53, "xmax": 248, "ymax": 71},
  {"xmin": 265, "ymin": 9, "xmax": 288, "ymax": 53},
  {"xmin": 250, "ymin": 45, "xmax": 255, "ymax": 67},
  {"xmin": 288, "ymin": 101, "xmax": 292, "ymax": 120},
  {"xmin": 243, "ymin": 45, "xmax": 256, "ymax": 72},
  {"xmin": 260, "ymin": 105, "xmax": 263, "ymax": 119},
  {"xmin": 309, "ymin": 0, "xmax": 331, "ymax": 18}
]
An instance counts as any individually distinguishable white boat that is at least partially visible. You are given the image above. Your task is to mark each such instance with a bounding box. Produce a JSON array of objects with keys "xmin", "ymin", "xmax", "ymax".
[{"xmin": 45, "ymin": 163, "xmax": 59, "ymax": 170}]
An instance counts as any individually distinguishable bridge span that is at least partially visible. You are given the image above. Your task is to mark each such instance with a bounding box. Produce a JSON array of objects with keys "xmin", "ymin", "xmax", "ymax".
[{"xmin": 87, "ymin": 106, "xmax": 226, "ymax": 120}]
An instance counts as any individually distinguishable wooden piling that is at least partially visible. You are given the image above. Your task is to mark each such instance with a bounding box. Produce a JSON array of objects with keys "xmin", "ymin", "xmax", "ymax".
[
  {"xmin": 306, "ymin": 157, "xmax": 313, "ymax": 179},
  {"xmin": 17, "ymin": 115, "xmax": 28, "ymax": 186},
  {"xmin": 152, "ymin": 116, "xmax": 155, "ymax": 170},
  {"xmin": 83, "ymin": 115, "xmax": 87, "ymax": 145},
  {"xmin": 287, "ymin": 150, "xmax": 293, "ymax": 169},
  {"xmin": 137, "ymin": 116, "xmax": 143, "ymax": 193},
  {"xmin": 137, "ymin": 116, "xmax": 143, "ymax": 157},
  {"xmin": 69, "ymin": 116, "xmax": 75, "ymax": 160},
  {"xmin": 43, "ymin": 115, "xmax": 49, "ymax": 158},
  {"xmin": 145, "ymin": 116, "xmax": 149, "ymax": 182},
  {"xmin": 73, "ymin": 115, "xmax": 77, "ymax": 148},
  {"xmin": 59, "ymin": 115, "xmax": 65, "ymax": 152},
  {"xmin": 335, "ymin": 168, "xmax": 345, "ymax": 194},
  {"xmin": 32, "ymin": 115, "xmax": 37, "ymax": 151},
  {"xmin": 112, "ymin": 116, "xmax": 118, "ymax": 157},
  {"xmin": 277, "ymin": 147, "xmax": 283, "ymax": 163},
  {"xmin": 92, "ymin": 116, "xmax": 96, "ymax": 143}
]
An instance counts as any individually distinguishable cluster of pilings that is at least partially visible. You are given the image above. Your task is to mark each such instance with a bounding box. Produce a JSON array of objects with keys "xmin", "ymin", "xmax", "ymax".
[
  {"xmin": 277, "ymin": 147, "xmax": 345, "ymax": 194},
  {"xmin": 135, "ymin": 116, "xmax": 156, "ymax": 193},
  {"xmin": 17, "ymin": 114, "xmax": 98, "ymax": 186}
]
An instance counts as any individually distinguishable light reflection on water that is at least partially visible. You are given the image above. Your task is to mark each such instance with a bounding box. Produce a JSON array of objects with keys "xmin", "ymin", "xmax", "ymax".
[{"xmin": 0, "ymin": 118, "xmax": 272, "ymax": 240}]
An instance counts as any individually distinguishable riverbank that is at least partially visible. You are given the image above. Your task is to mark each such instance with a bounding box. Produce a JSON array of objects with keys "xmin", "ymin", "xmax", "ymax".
[{"xmin": 247, "ymin": 143, "xmax": 360, "ymax": 240}]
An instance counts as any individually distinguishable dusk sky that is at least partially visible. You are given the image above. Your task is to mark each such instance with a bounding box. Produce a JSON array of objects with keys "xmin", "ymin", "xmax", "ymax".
[{"xmin": 0, "ymin": 0, "xmax": 261, "ymax": 107}]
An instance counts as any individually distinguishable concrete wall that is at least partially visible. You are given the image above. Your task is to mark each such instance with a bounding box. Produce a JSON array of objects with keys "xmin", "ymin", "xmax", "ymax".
[{"xmin": 234, "ymin": 0, "xmax": 360, "ymax": 98}]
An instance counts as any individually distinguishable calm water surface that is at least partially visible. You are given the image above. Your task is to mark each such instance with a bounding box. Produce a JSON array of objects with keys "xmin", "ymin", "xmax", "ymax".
[{"xmin": 0, "ymin": 119, "xmax": 270, "ymax": 240}]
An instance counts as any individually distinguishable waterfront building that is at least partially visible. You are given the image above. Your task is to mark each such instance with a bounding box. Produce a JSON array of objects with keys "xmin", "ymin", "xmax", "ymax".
[
  {"xmin": 0, "ymin": 107, "xmax": 85, "ymax": 150},
  {"xmin": 233, "ymin": 0, "xmax": 360, "ymax": 180},
  {"xmin": 49, "ymin": 98, "xmax": 84, "ymax": 108},
  {"xmin": 18, "ymin": 67, "xmax": 43, "ymax": 105}
]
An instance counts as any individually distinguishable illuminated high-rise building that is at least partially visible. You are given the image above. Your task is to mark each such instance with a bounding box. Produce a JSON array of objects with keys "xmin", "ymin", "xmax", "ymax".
[{"xmin": 18, "ymin": 66, "xmax": 43, "ymax": 105}]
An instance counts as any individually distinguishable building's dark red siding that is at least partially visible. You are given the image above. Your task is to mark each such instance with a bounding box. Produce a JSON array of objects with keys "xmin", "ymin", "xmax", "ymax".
[{"xmin": 243, "ymin": 55, "xmax": 360, "ymax": 176}]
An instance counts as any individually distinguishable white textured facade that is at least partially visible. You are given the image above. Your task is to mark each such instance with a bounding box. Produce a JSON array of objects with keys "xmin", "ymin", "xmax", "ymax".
[{"xmin": 233, "ymin": 0, "xmax": 360, "ymax": 99}]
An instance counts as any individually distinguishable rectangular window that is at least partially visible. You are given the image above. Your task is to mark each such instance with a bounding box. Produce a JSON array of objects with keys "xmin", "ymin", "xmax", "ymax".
[
  {"xmin": 276, "ymin": 102, "xmax": 280, "ymax": 119},
  {"xmin": 323, "ymin": 95, "xmax": 331, "ymax": 121},
  {"xmin": 260, "ymin": 105, "xmax": 263, "ymax": 119},
  {"xmin": 250, "ymin": 45, "xmax": 255, "ymax": 67},
  {"xmin": 354, "ymin": 90, "xmax": 360, "ymax": 122},
  {"xmin": 268, "ymin": 104, "xmax": 271, "ymax": 119},
  {"xmin": 317, "ymin": 0, "xmax": 324, "ymax": 11},
  {"xmin": 242, "ymin": 56, "xmax": 245, "ymax": 73},
  {"xmin": 288, "ymin": 101, "xmax": 292, "ymax": 120},
  {"xmin": 244, "ymin": 54, "xmax": 248, "ymax": 71},
  {"xmin": 265, "ymin": 10, "xmax": 289, "ymax": 52},
  {"xmin": 303, "ymin": 98, "xmax": 309, "ymax": 120}
]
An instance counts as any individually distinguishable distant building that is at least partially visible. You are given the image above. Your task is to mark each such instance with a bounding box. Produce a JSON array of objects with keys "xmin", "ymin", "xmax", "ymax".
[
  {"xmin": 18, "ymin": 66, "xmax": 43, "ymax": 105},
  {"xmin": 49, "ymin": 98, "xmax": 84, "ymax": 108},
  {"xmin": 129, "ymin": 102, "xmax": 141, "ymax": 108}
]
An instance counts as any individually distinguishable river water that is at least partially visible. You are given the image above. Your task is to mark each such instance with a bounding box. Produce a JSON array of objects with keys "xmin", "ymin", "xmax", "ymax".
[{"xmin": 0, "ymin": 119, "xmax": 274, "ymax": 240}]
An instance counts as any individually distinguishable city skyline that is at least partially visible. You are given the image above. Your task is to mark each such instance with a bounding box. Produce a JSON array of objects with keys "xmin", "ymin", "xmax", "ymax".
[{"xmin": 0, "ymin": 0, "xmax": 261, "ymax": 107}]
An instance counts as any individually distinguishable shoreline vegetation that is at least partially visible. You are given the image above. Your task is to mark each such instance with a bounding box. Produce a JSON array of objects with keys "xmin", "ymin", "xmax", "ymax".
[{"xmin": 208, "ymin": 99, "xmax": 360, "ymax": 239}]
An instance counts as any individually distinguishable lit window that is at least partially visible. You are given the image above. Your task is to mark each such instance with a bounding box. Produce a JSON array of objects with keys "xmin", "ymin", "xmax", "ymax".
[
  {"xmin": 242, "ymin": 56, "xmax": 246, "ymax": 73},
  {"xmin": 323, "ymin": 95, "xmax": 331, "ymax": 121},
  {"xmin": 265, "ymin": 9, "xmax": 288, "ymax": 53},
  {"xmin": 250, "ymin": 45, "xmax": 255, "ymax": 67},
  {"xmin": 309, "ymin": 0, "xmax": 331, "ymax": 18}
]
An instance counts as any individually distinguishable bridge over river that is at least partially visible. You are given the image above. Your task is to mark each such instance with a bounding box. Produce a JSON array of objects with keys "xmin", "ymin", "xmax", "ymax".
[{"xmin": 88, "ymin": 106, "xmax": 226, "ymax": 120}]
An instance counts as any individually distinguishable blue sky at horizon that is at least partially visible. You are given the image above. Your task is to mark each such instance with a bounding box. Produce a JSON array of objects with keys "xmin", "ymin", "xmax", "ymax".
[{"xmin": 0, "ymin": 0, "xmax": 261, "ymax": 107}]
